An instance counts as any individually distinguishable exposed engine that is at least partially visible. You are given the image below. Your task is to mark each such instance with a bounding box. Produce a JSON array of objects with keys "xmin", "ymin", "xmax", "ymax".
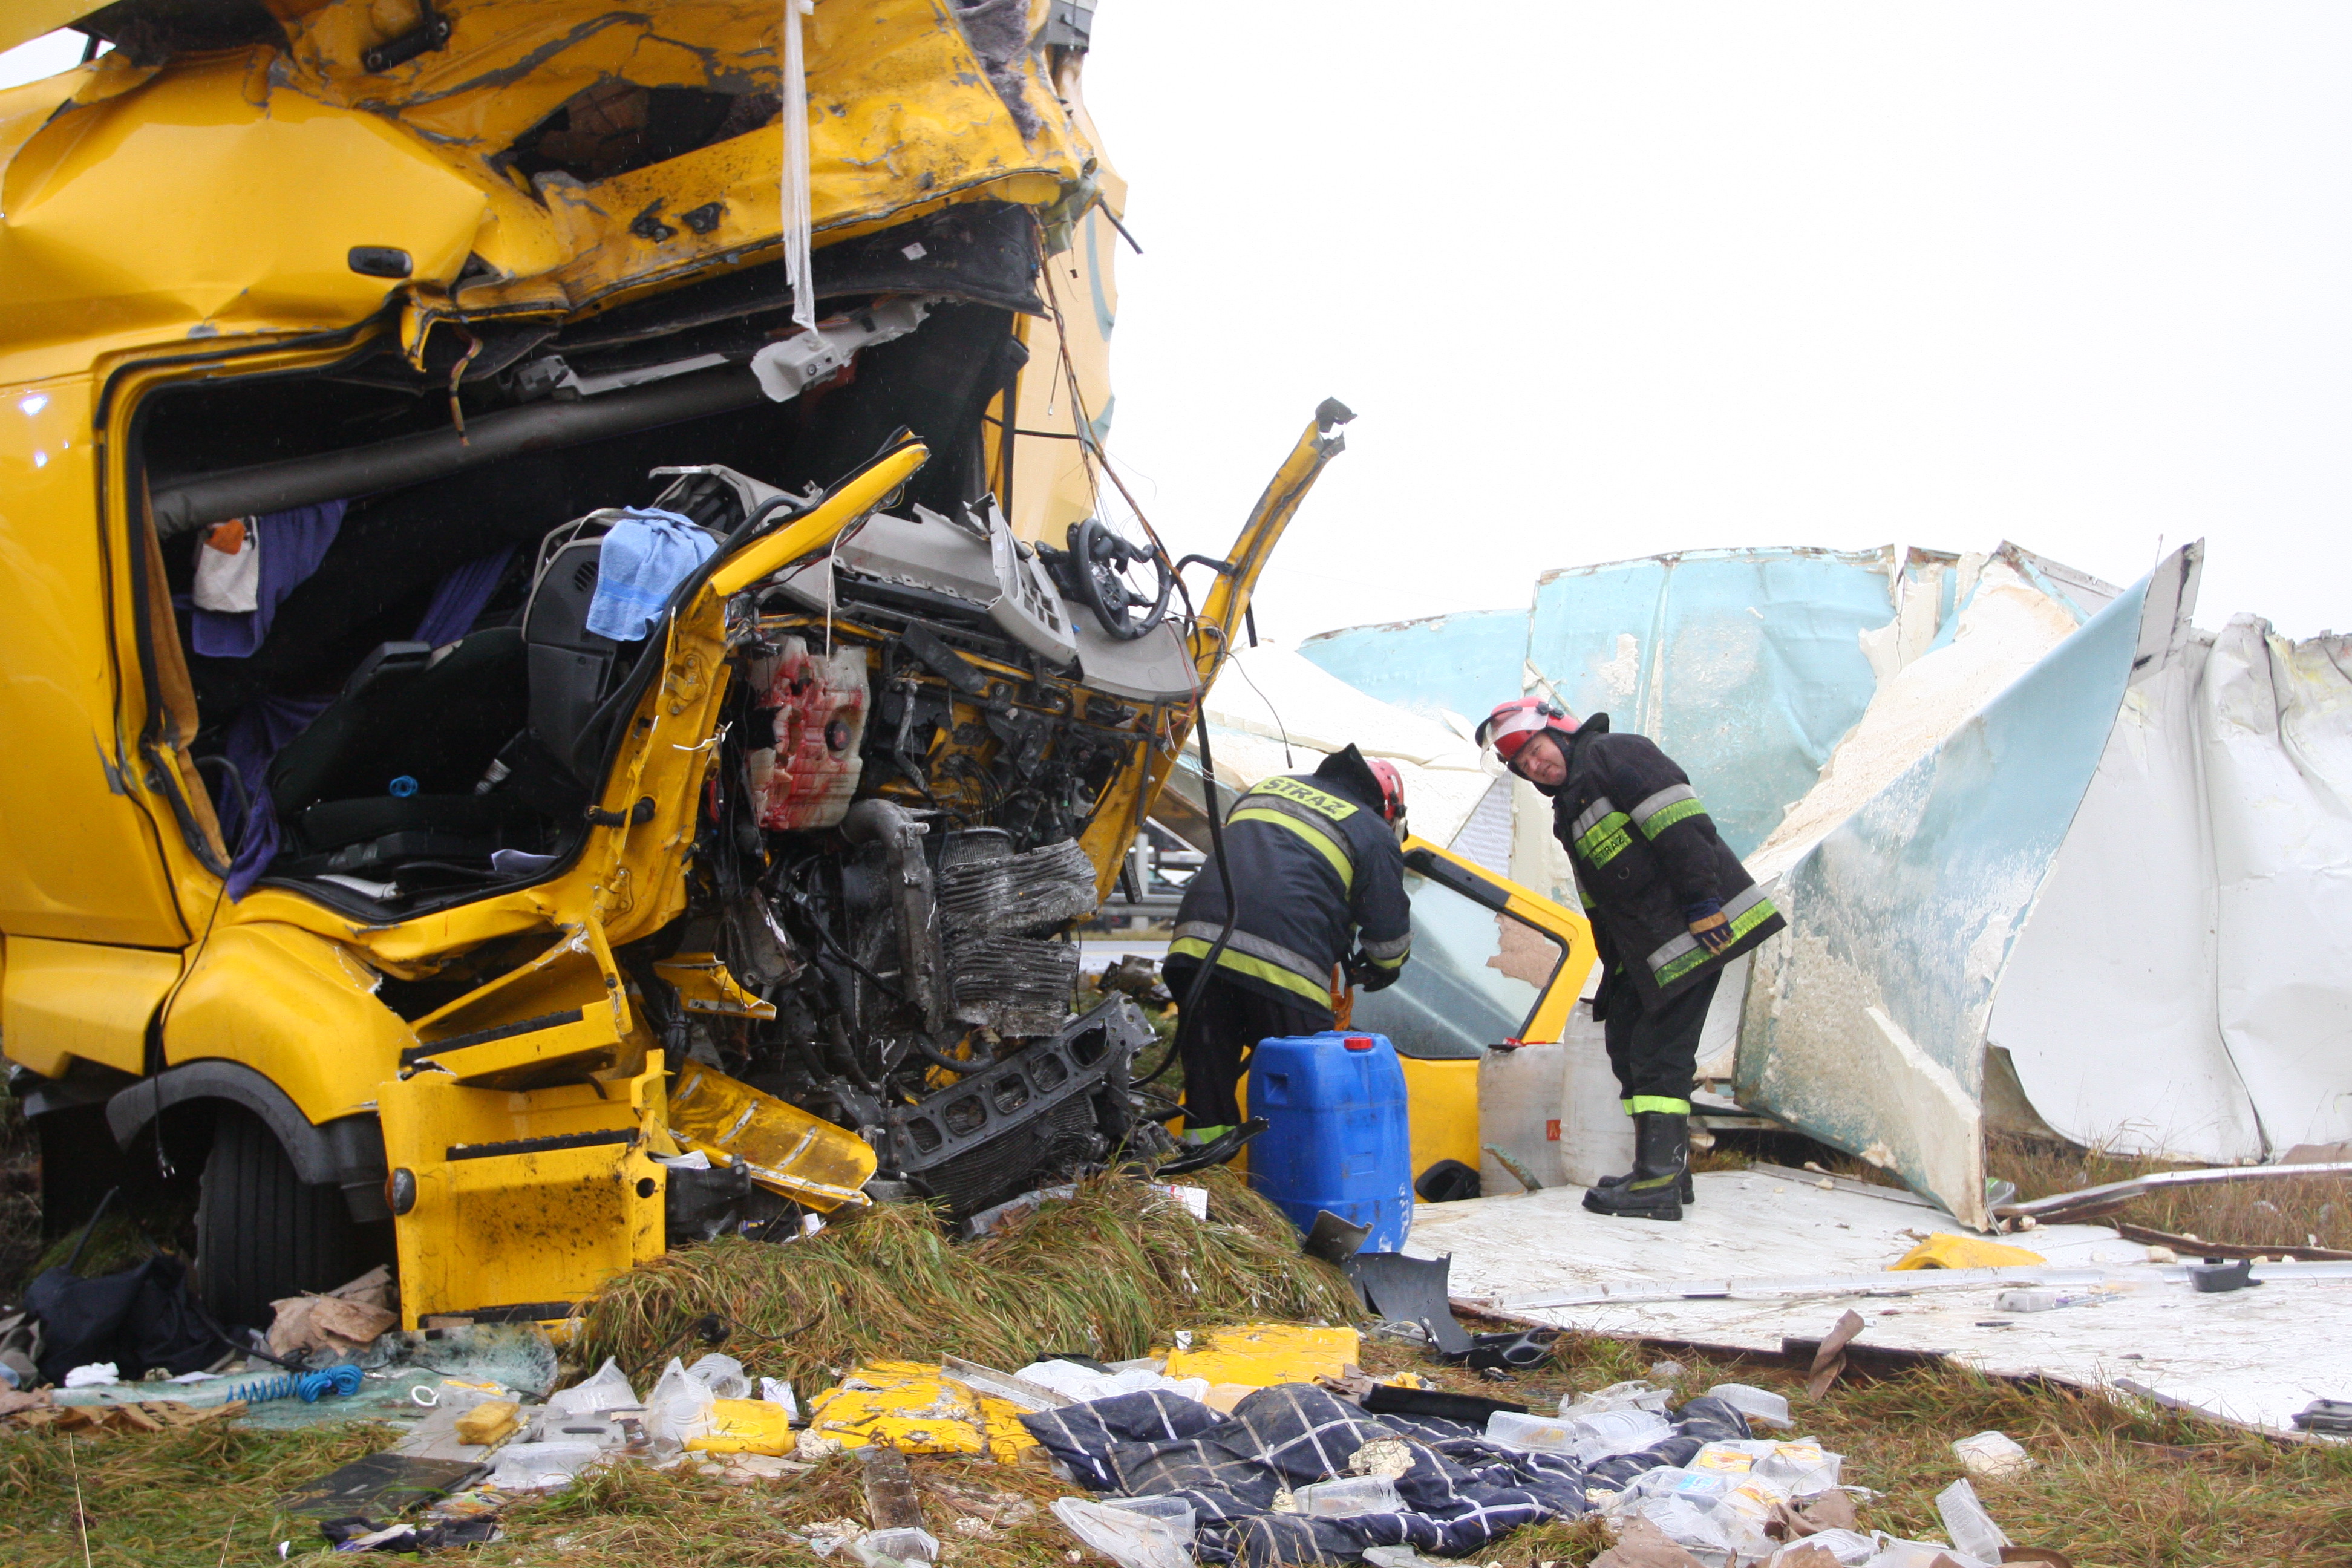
[{"xmin": 603, "ymin": 467, "xmax": 1189, "ymax": 1222}]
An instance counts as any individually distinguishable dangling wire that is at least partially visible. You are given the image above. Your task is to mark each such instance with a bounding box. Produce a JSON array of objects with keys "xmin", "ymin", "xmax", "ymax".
[{"xmin": 781, "ymin": 0, "xmax": 817, "ymax": 338}]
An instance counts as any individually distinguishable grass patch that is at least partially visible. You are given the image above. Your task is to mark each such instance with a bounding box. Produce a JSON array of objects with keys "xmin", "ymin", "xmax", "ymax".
[
  {"xmin": 0, "ymin": 1416, "xmax": 391, "ymax": 1567},
  {"xmin": 573, "ymin": 1165, "xmax": 1361, "ymax": 1391},
  {"xmin": 1989, "ymin": 1134, "xmax": 2352, "ymax": 1253}
]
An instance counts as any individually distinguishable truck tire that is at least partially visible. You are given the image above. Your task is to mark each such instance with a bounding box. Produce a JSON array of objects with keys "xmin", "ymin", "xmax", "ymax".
[{"xmin": 196, "ymin": 1108, "xmax": 364, "ymax": 1330}]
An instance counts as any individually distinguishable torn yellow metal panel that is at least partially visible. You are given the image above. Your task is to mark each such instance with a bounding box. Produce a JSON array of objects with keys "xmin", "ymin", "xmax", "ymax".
[
  {"xmin": 162, "ymin": 921, "xmax": 412, "ymax": 1122},
  {"xmin": 379, "ymin": 1049, "xmax": 670, "ymax": 1327},
  {"xmin": 668, "ymin": 1061, "xmax": 876, "ymax": 1210},
  {"xmin": 652, "ymin": 952, "xmax": 776, "ymax": 1019}
]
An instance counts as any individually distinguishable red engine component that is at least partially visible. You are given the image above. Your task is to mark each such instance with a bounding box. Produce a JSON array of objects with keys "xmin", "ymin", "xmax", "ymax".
[{"xmin": 750, "ymin": 636, "xmax": 870, "ymax": 830}]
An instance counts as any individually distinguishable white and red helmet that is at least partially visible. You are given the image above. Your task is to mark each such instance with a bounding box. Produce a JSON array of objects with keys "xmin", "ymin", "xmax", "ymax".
[
  {"xmin": 1475, "ymin": 697, "xmax": 1579, "ymax": 769},
  {"xmin": 1364, "ymin": 757, "xmax": 1407, "ymax": 826}
]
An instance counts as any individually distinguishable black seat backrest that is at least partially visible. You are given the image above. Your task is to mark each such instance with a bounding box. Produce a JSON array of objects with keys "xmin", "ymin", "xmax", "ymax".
[
  {"xmin": 521, "ymin": 537, "xmax": 618, "ymax": 777},
  {"xmin": 269, "ymin": 627, "xmax": 529, "ymax": 817}
]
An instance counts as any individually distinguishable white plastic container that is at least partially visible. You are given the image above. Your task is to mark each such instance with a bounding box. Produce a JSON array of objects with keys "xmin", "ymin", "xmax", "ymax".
[
  {"xmin": 1099, "ymin": 1495, "xmax": 1197, "ymax": 1539},
  {"xmin": 686, "ymin": 1351, "xmax": 751, "ymax": 1400},
  {"xmin": 1951, "ymin": 1429, "xmax": 2034, "ymax": 1478},
  {"xmin": 1563, "ymin": 1405, "xmax": 1673, "ymax": 1461},
  {"xmin": 485, "ymin": 1440, "xmax": 604, "ymax": 1490},
  {"xmin": 1704, "ymin": 1382, "xmax": 1793, "ymax": 1430},
  {"xmin": 1292, "ymin": 1475, "xmax": 1403, "ymax": 1517},
  {"xmin": 645, "ymin": 1357, "xmax": 717, "ymax": 1454},
  {"xmin": 1050, "ymin": 1497, "xmax": 1190, "ymax": 1568},
  {"xmin": 547, "ymin": 1357, "xmax": 638, "ymax": 1416},
  {"xmin": 1753, "ymin": 1441, "xmax": 1841, "ymax": 1494},
  {"xmin": 857, "ymin": 1527, "xmax": 940, "ymax": 1567},
  {"xmin": 1561, "ymin": 1379, "xmax": 1673, "ymax": 1416},
  {"xmin": 1480, "ymin": 1038, "xmax": 1569, "ymax": 1191},
  {"xmin": 1484, "ymin": 1409, "xmax": 1577, "ymax": 1452},
  {"xmin": 1558, "ymin": 1018, "xmax": 1638, "ymax": 1187},
  {"xmin": 1936, "ymin": 1478, "xmax": 2011, "ymax": 1564}
]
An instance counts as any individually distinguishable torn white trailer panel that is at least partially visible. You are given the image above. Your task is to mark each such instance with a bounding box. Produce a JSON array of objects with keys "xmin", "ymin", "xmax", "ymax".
[
  {"xmin": 1993, "ymin": 612, "xmax": 2352, "ymax": 1159},
  {"xmin": 1735, "ymin": 550, "xmax": 2198, "ymax": 1227}
]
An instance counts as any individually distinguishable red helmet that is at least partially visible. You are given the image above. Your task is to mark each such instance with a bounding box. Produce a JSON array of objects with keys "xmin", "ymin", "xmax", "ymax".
[
  {"xmin": 1475, "ymin": 697, "xmax": 1579, "ymax": 767},
  {"xmin": 1364, "ymin": 757, "xmax": 1407, "ymax": 826}
]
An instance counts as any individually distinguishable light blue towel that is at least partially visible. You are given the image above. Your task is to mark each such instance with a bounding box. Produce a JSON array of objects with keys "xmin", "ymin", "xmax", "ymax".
[{"xmin": 584, "ymin": 507, "xmax": 718, "ymax": 641}]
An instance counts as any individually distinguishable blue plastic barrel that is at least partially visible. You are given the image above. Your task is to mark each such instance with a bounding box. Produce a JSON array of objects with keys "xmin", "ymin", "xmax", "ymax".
[{"xmin": 1243, "ymin": 1030, "xmax": 1414, "ymax": 1252}]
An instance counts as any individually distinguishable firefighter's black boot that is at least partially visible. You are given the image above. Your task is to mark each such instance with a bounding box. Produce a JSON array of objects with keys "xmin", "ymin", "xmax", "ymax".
[
  {"xmin": 1582, "ymin": 1112, "xmax": 1688, "ymax": 1221},
  {"xmin": 1592, "ymin": 1165, "xmax": 1697, "ymax": 1204}
]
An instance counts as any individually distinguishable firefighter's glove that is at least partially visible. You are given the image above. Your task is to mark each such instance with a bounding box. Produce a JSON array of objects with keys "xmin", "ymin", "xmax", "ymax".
[
  {"xmin": 1685, "ymin": 898, "xmax": 1733, "ymax": 955},
  {"xmin": 1346, "ymin": 953, "xmax": 1400, "ymax": 993}
]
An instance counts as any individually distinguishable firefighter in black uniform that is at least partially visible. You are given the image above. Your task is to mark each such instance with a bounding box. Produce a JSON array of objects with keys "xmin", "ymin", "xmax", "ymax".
[
  {"xmin": 1477, "ymin": 698, "xmax": 1785, "ymax": 1221},
  {"xmin": 1163, "ymin": 745, "xmax": 1413, "ymax": 1152}
]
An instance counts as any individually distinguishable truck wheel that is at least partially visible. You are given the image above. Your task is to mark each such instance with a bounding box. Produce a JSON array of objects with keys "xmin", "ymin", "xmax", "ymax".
[{"xmin": 195, "ymin": 1108, "xmax": 364, "ymax": 1330}]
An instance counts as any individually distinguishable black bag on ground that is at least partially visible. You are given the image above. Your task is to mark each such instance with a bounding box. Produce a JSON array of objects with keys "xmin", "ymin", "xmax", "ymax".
[{"xmin": 24, "ymin": 1251, "xmax": 226, "ymax": 1387}]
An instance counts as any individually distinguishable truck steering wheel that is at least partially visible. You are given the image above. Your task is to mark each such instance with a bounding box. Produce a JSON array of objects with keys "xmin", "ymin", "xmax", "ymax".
[{"xmin": 1069, "ymin": 518, "xmax": 1173, "ymax": 641}]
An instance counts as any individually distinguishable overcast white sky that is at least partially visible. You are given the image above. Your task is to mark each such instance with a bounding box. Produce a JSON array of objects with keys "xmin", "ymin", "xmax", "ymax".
[
  {"xmin": 6, "ymin": 8, "xmax": 2347, "ymax": 639},
  {"xmin": 1082, "ymin": 4, "xmax": 2352, "ymax": 642}
]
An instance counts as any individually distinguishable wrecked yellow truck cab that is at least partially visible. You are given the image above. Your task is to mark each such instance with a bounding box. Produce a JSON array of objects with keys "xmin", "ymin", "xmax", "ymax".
[{"xmin": 0, "ymin": 0, "xmax": 1593, "ymax": 1334}]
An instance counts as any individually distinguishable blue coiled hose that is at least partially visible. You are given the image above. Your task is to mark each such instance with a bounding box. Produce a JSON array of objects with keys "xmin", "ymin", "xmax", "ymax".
[{"xmin": 217, "ymin": 1362, "xmax": 364, "ymax": 1404}]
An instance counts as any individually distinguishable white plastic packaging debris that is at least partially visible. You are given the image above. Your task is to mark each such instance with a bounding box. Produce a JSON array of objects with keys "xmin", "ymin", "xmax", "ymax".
[
  {"xmin": 546, "ymin": 1357, "xmax": 639, "ymax": 1416},
  {"xmin": 1753, "ymin": 1442, "xmax": 1843, "ymax": 1494},
  {"xmin": 1935, "ymin": 1478, "xmax": 2011, "ymax": 1563},
  {"xmin": 1485, "ymin": 1409, "xmax": 1575, "ymax": 1451},
  {"xmin": 62, "ymin": 1362, "xmax": 120, "ymax": 1388},
  {"xmin": 1950, "ymin": 1430, "xmax": 2034, "ymax": 1478},
  {"xmin": 1099, "ymin": 1495, "xmax": 1196, "ymax": 1538},
  {"xmin": 1362, "ymin": 1548, "xmax": 1454, "ymax": 1568},
  {"xmin": 484, "ymin": 1439, "xmax": 605, "ymax": 1490},
  {"xmin": 1772, "ymin": 1529, "xmax": 1877, "ymax": 1566},
  {"xmin": 1561, "ymin": 1379, "xmax": 1674, "ymax": 1415},
  {"xmin": 1625, "ymin": 1493, "xmax": 1742, "ymax": 1566},
  {"xmin": 1860, "ymin": 1539, "xmax": 1996, "ymax": 1568},
  {"xmin": 852, "ymin": 1526, "xmax": 941, "ymax": 1567},
  {"xmin": 686, "ymin": 1351, "xmax": 751, "ymax": 1400},
  {"xmin": 1050, "ymin": 1496, "xmax": 1192, "ymax": 1568},
  {"xmin": 1567, "ymin": 1406, "xmax": 1674, "ymax": 1460},
  {"xmin": 1705, "ymin": 1383, "xmax": 1794, "ymax": 1429},
  {"xmin": 645, "ymin": 1357, "xmax": 717, "ymax": 1454},
  {"xmin": 761, "ymin": 1376, "xmax": 800, "ymax": 1422},
  {"xmin": 1014, "ymin": 1359, "xmax": 1210, "ymax": 1406},
  {"xmin": 1291, "ymin": 1475, "xmax": 1402, "ymax": 1517}
]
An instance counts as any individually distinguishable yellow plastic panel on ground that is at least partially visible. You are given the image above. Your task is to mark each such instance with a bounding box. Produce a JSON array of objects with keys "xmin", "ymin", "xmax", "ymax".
[
  {"xmin": 1161, "ymin": 1324, "xmax": 1361, "ymax": 1388},
  {"xmin": 668, "ymin": 1062, "xmax": 875, "ymax": 1210},
  {"xmin": 1890, "ymin": 1233, "xmax": 2047, "ymax": 1270},
  {"xmin": 805, "ymin": 1362, "xmax": 988, "ymax": 1456}
]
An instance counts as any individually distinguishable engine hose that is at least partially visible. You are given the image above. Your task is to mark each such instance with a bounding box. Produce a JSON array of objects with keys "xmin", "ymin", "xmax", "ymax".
[{"xmin": 216, "ymin": 1362, "xmax": 364, "ymax": 1405}]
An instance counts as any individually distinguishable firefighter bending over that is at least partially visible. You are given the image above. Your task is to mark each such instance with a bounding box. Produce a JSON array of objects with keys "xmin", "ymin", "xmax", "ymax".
[
  {"xmin": 1478, "ymin": 698, "xmax": 1785, "ymax": 1221},
  {"xmin": 1163, "ymin": 745, "xmax": 1412, "ymax": 1155}
]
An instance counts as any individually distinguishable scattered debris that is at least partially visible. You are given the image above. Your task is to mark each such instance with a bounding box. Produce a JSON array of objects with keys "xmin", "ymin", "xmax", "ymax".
[
  {"xmin": 1996, "ymin": 1161, "xmax": 2352, "ymax": 1227},
  {"xmin": 1805, "ymin": 1312, "xmax": 1866, "ymax": 1400},
  {"xmin": 1950, "ymin": 1430, "xmax": 2034, "ymax": 1478},
  {"xmin": 5, "ymin": 1397, "xmax": 247, "ymax": 1434},
  {"xmin": 265, "ymin": 1266, "xmax": 399, "ymax": 1359}
]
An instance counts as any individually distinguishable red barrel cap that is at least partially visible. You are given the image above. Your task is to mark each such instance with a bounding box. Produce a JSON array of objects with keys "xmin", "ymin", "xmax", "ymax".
[{"xmin": 1344, "ymin": 1035, "xmax": 1374, "ymax": 1051}]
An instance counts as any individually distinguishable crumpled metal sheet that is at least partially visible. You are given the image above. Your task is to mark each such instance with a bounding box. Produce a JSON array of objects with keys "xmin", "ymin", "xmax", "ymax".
[
  {"xmin": 0, "ymin": 0, "xmax": 1094, "ymax": 374},
  {"xmin": 1735, "ymin": 550, "xmax": 2189, "ymax": 1226}
]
